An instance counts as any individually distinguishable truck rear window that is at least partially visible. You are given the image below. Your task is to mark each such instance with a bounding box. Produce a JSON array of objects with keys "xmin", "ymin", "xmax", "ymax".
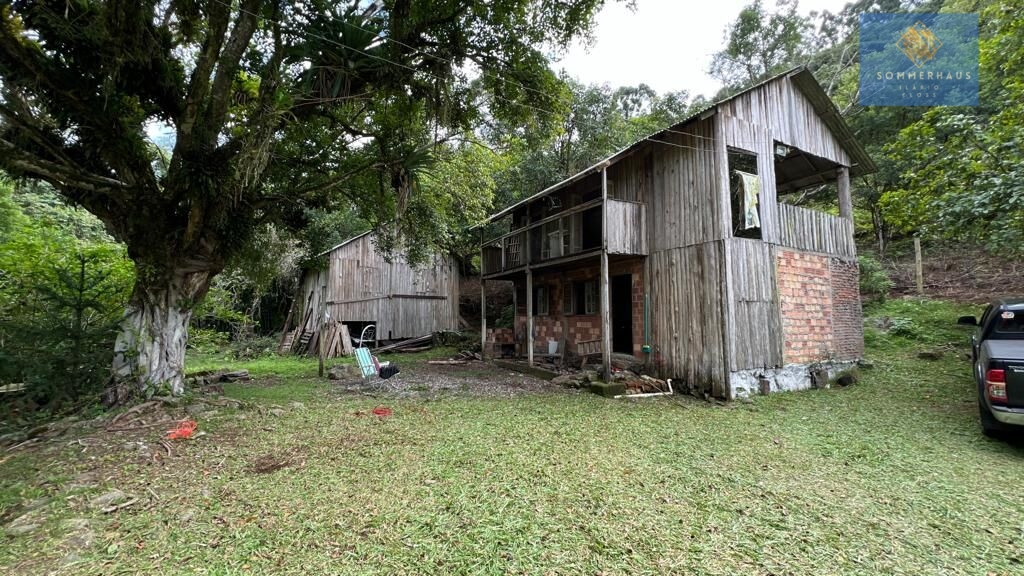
[{"xmin": 995, "ymin": 311, "xmax": 1024, "ymax": 334}]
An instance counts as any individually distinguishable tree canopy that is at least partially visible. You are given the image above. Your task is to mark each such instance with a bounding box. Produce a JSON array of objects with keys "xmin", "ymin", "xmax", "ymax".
[{"xmin": 0, "ymin": 0, "xmax": 623, "ymax": 401}]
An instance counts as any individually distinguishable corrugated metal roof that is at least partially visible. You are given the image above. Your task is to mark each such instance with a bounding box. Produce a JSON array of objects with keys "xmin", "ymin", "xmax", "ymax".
[{"xmin": 484, "ymin": 66, "xmax": 875, "ymax": 224}]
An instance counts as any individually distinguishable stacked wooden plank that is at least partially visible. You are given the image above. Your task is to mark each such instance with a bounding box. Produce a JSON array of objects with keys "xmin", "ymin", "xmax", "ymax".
[{"xmin": 312, "ymin": 321, "xmax": 353, "ymax": 359}]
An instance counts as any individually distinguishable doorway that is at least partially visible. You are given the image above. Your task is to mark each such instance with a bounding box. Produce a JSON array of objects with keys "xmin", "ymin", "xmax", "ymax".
[{"xmin": 611, "ymin": 274, "xmax": 634, "ymax": 354}]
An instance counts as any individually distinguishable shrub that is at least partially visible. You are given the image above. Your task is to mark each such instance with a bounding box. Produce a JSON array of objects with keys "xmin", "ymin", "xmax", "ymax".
[
  {"xmin": 187, "ymin": 328, "xmax": 231, "ymax": 355},
  {"xmin": 858, "ymin": 255, "xmax": 894, "ymax": 303}
]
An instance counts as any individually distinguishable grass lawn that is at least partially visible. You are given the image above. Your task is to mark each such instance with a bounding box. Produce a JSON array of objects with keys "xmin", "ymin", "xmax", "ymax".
[{"xmin": 2, "ymin": 298, "xmax": 1023, "ymax": 575}]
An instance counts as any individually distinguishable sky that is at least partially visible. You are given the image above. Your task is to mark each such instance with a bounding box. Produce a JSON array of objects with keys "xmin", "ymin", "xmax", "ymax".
[{"xmin": 554, "ymin": 0, "xmax": 853, "ymax": 99}]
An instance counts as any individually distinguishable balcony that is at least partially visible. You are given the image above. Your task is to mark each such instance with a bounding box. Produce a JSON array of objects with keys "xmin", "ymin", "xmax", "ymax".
[{"xmin": 482, "ymin": 198, "xmax": 646, "ymax": 278}]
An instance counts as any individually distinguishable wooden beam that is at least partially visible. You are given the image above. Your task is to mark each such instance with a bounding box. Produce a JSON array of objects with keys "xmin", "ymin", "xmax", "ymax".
[
  {"xmin": 480, "ymin": 230, "xmax": 487, "ymax": 358},
  {"xmin": 600, "ymin": 167, "xmax": 612, "ymax": 381},
  {"xmin": 526, "ymin": 269, "xmax": 534, "ymax": 366},
  {"xmin": 837, "ymin": 166, "xmax": 852, "ymax": 220}
]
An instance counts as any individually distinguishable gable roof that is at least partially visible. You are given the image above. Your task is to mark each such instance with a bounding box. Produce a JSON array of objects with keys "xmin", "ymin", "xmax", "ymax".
[
  {"xmin": 486, "ymin": 67, "xmax": 875, "ymax": 223},
  {"xmin": 315, "ymin": 230, "xmax": 372, "ymax": 258}
]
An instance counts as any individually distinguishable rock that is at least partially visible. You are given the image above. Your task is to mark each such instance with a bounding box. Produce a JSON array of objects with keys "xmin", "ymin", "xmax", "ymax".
[
  {"xmin": 4, "ymin": 508, "xmax": 44, "ymax": 537},
  {"xmin": 90, "ymin": 489, "xmax": 127, "ymax": 510},
  {"xmin": 268, "ymin": 408, "xmax": 287, "ymax": 417},
  {"xmin": 185, "ymin": 403, "xmax": 209, "ymax": 416},
  {"xmin": 328, "ymin": 365, "xmax": 360, "ymax": 380},
  {"xmin": 24, "ymin": 497, "xmax": 52, "ymax": 511},
  {"xmin": 580, "ymin": 370, "xmax": 599, "ymax": 383},
  {"xmin": 610, "ymin": 353, "xmax": 643, "ymax": 373},
  {"xmin": 917, "ymin": 350, "xmax": 943, "ymax": 360},
  {"xmin": 288, "ymin": 401, "xmax": 306, "ymax": 410},
  {"xmin": 62, "ymin": 518, "xmax": 95, "ymax": 549},
  {"xmin": 590, "ymin": 381, "xmax": 627, "ymax": 398}
]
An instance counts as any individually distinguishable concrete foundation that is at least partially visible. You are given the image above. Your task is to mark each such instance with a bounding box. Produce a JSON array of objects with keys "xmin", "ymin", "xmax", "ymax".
[{"xmin": 729, "ymin": 360, "xmax": 860, "ymax": 399}]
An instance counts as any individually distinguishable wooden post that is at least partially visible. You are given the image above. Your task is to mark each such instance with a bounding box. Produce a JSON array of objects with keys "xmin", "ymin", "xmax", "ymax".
[
  {"xmin": 526, "ymin": 269, "xmax": 534, "ymax": 366},
  {"xmin": 914, "ymin": 237, "xmax": 924, "ymax": 294},
  {"xmin": 480, "ymin": 277, "xmax": 487, "ymax": 358},
  {"xmin": 317, "ymin": 283, "xmax": 326, "ymax": 378},
  {"xmin": 600, "ymin": 166, "xmax": 612, "ymax": 381},
  {"xmin": 479, "ymin": 230, "xmax": 488, "ymax": 358},
  {"xmin": 837, "ymin": 166, "xmax": 852, "ymax": 221}
]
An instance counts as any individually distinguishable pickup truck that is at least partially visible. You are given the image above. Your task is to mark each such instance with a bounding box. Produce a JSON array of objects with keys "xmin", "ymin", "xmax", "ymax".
[{"xmin": 958, "ymin": 298, "xmax": 1024, "ymax": 436}]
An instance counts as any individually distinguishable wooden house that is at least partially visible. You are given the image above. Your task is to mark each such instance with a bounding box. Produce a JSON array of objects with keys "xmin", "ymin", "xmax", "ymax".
[
  {"xmin": 479, "ymin": 68, "xmax": 875, "ymax": 398},
  {"xmin": 286, "ymin": 232, "xmax": 459, "ymax": 355}
]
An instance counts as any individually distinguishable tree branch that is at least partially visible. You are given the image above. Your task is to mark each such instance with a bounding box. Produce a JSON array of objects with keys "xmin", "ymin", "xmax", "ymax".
[{"xmin": 199, "ymin": 0, "xmax": 261, "ymax": 142}]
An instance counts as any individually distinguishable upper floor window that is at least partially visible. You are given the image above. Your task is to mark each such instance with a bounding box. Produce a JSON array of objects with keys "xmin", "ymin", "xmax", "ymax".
[{"xmin": 728, "ymin": 148, "xmax": 762, "ymax": 240}]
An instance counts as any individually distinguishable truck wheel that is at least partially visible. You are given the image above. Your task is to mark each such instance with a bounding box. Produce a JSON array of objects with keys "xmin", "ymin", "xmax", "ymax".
[{"xmin": 979, "ymin": 394, "xmax": 1005, "ymax": 438}]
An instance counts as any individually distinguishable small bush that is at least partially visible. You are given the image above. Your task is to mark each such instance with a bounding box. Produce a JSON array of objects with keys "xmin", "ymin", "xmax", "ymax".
[
  {"xmin": 858, "ymin": 255, "xmax": 894, "ymax": 303},
  {"xmin": 495, "ymin": 304, "xmax": 514, "ymax": 328},
  {"xmin": 889, "ymin": 317, "xmax": 920, "ymax": 339},
  {"xmin": 188, "ymin": 328, "xmax": 231, "ymax": 355}
]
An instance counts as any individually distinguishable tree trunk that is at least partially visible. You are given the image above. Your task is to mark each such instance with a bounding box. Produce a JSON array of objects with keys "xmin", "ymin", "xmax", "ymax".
[{"xmin": 103, "ymin": 268, "xmax": 213, "ymax": 406}]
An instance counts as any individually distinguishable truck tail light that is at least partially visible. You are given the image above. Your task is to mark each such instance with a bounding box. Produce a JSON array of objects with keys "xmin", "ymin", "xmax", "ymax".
[{"xmin": 986, "ymin": 369, "xmax": 1007, "ymax": 405}]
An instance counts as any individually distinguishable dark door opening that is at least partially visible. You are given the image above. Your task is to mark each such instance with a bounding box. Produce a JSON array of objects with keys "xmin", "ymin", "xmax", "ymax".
[{"xmin": 611, "ymin": 274, "xmax": 633, "ymax": 355}]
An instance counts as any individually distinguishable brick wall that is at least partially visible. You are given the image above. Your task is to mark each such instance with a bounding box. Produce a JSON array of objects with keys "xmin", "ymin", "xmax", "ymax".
[
  {"xmin": 513, "ymin": 258, "xmax": 645, "ymax": 358},
  {"xmin": 777, "ymin": 250, "xmax": 864, "ymax": 364},
  {"xmin": 777, "ymin": 250, "xmax": 834, "ymax": 364},
  {"xmin": 829, "ymin": 257, "xmax": 864, "ymax": 360}
]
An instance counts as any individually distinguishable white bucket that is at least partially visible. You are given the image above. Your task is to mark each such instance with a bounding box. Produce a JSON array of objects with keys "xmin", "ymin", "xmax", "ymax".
[{"xmin": 548, "ymin": 340, "xmax": 559, "ymax": 355}]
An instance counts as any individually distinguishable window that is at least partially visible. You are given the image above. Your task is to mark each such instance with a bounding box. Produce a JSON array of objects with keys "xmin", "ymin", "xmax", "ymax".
[
  {"xmin": 532, "ymin": 285, "xmax": 549, "ymax": 316},
  {"xmin": 569, "ymin": 280, "xmax": 598, "ymax": 315},
  {"xmin": 728, "ymin": 148, "xmax": 762, "ymax": 240}
]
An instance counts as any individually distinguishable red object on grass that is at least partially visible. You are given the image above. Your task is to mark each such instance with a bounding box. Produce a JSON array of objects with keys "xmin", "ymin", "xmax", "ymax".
[
  {"xmin": 166, "ymin": 419, "xmax": 198, "ymax": 440},
  {"xmin": 371, "ymin": 406, "xmax": 392, "ymax": 417}
]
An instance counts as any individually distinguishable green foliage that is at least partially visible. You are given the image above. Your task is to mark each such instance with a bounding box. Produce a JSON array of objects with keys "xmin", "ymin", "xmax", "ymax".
[
  {"xmin": 187, "ymin": 327, "xmax": 231, "ymax": 356},
  {"xmin": 857, "ymin": 255, "xmax": 894, "ymax": 303},
  {"xmin": 881, "ymin": 0, "xmax": 1024, "ymax": 254},
  {"xmin": 0, "ymin": 180, "xmax": 133, "ymax": 414},
  {"xmin": 709, "ymin": 0, "xmax": 810, "ymax": 90},
  {"xmin": 496, "ymin": 304, "xmax": 515, "ymax": 329}
]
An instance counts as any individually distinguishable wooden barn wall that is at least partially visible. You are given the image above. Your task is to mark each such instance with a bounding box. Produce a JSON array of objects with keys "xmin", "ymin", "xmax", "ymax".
[
  {"xmin": 726, "ymin": 238, "xmax": 783, "ymax": 371},
  {"xmin": 716, "ymin": 79, "xmax": 851, "ymax": 167},
  {"xmin": 716, "ymin": 114, "xmax": 780, "ymax": 243},
  {"xmin": 649, "ymin": 241, "xmax": 727, "ymax": 396},
  {"xmin": 777, "ymin": 204, "xmax": 856, "ymax": 258},
  {"xmin": 648, "ymin": 117, "xmax": 727, "ymax": 252},
  {"xmin": 607, "ymin": 151, "xmax": 651, "ymax": 203},
  {"xmin": 606, "ymin": 199, "xmax": 648, "ymax": 255},
  {"xmin": 322, "ymin": 234, "xmax": 459, "ymax": 340}
]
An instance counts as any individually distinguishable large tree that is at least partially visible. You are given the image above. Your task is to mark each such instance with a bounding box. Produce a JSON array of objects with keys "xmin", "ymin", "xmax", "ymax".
[{"xmin": 0, "ymin": 0, "xmax": 616, "ymax": 403}]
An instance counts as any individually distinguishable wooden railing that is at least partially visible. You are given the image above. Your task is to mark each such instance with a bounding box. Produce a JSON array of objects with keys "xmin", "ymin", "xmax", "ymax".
[
  {"xmin": 481, "ymin": 198, "xmax": 647, "ymax": 277},
  {"xmin": 777, "ymin": 203, "xmax": 855, "ymax": 257}
]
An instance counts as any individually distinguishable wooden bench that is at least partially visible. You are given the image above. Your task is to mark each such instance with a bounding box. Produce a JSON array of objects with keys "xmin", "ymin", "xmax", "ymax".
[{"xmin": 576, "ymin": 339, "xmax": 601, "ymax": 366}]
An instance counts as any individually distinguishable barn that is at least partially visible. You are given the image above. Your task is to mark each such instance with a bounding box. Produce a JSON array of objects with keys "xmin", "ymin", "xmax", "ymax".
[
  {"xmin": 284, "ymin": 231, "xmax": 459, "ymax": 356},
  {"xmin": 479, "ymin": 67, "xmax": 876, "ymax": 398}
]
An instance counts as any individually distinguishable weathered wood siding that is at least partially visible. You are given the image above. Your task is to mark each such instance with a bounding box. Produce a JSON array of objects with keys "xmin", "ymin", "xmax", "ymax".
[
  {"xmin": 716, "ymin": 78, "xmax": 851, "ymax": 167},
  {"xmin": 777, "ymin": 204, "xmax": 856, "ymax": 258},
  {"xmin": 716, "ymin": 114, "xmax": 780, "ymax": 243},
  {"xmin": 299, "ymin": 234, "xmax": 459, "ymax": 341},
  {"xmin": 606, "ymin": 199, "xmax": 647, "ymax": 255},
  {"xmin": 607, "ymin": 151, "xmax": 651, "ymax": 204},
  {"xmin": 649, "ymin": 242, "xmax": 727, "ymax": 396},
  {"xmin": 726, "ymin": 238, "xmax": 783, "ymax": 371},
  {"xmin": 648, "ymin": 117, "xmax": 728, "ymax": 251}
]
